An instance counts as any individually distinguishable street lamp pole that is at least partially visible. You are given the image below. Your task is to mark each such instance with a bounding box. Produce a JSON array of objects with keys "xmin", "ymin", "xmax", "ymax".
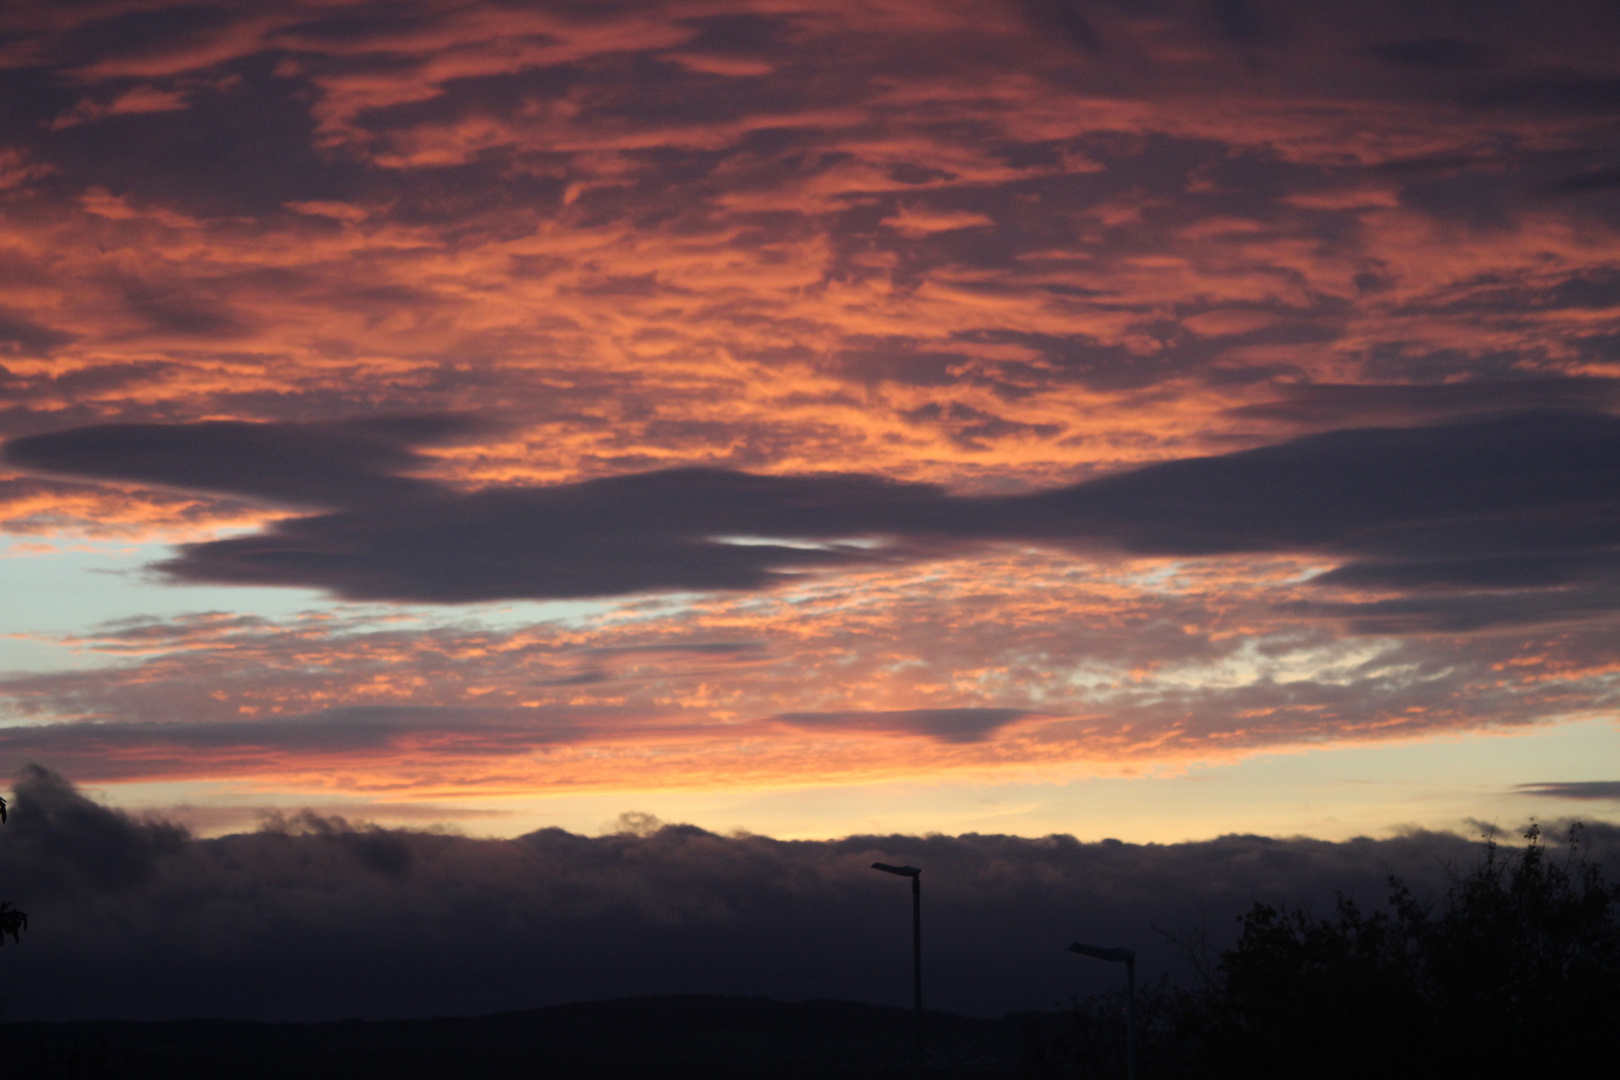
[
  {"xmin": 873, "ymin": 862, "xmax": 923, "ymax": 1074},
  {"xmin": 1067, "ymin": 941, "xmax": 1137, "ymax": 1080}
]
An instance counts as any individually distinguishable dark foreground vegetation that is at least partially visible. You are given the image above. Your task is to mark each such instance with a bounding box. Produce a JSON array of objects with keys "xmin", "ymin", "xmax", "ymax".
[
  {"xmin": 11, "ymin": 996, "xmax": 1050, "ymax": 1080},
  {"xmin": 1035, "ymin": 824, "xmax": 1620, "ymax": 1080},
  {"xmin": 10, "ymin": 825, "xmax": 1618, "ymax": 1079}
]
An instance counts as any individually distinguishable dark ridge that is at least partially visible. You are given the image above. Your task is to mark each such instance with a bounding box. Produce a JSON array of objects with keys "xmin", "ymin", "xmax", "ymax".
[{"xmin": 5, "ymin": 995, "xmax": 1058, "ymax": 1079}]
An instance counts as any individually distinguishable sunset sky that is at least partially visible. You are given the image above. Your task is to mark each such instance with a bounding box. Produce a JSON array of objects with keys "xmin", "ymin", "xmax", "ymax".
[{"xmin": 1, "ymin": 0, "xmax": 1618, "ymax": 844}]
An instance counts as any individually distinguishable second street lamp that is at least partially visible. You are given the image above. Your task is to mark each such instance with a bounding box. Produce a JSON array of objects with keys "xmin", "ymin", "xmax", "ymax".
[
  {"xmin": 872, "ymin": 862, "xmax": 922, "ymax": 1074},
  {"xmin": 1067, "ymin": 940, "xmax": 1138, "ymax": 1080}
]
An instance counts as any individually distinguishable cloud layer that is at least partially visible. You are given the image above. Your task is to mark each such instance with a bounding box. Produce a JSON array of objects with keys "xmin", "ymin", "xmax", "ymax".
[
  {"xmin": 0, "ymin": 0, "xmax": 1617, "ymax": 495},
  {"xmin": 8, "ymin": 410, "xmax": 1618, "ymax": 633},
  {"xmin": 0, "ymin": 0, "xmax": 1617, "ymax": 804},
  {"xmin": 7, "ymin": 766, "xmax": 1595, "ymax": 1022},
  {"xmin": 5, "ymin": 411, "xmax": 1619, "ymax": 790}
]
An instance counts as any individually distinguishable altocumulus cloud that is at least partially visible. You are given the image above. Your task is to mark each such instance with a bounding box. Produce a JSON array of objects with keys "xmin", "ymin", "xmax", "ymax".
[
  {"xmin": 8, "ymin": 766, "xmax": 1604, "ymax": 1022},
  {"xmin": 6, "ymin": 409, "xmax": 1619, "ymax": 630},
  {"xmin": 0, "ymin": 0, "xmax": 1617, "ymax": 486}
]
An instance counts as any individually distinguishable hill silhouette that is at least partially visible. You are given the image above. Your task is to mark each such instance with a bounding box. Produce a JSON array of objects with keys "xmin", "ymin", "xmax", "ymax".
[{"xmin": 10, "ymin": 996, "xmax": 1057, "ymax": 1079}]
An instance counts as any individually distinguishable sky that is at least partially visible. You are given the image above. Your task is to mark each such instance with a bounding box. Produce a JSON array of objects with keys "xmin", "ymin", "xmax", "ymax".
[{"xmin": 0, "ymin": 0, "xmax": 1618, "ymax": 847}]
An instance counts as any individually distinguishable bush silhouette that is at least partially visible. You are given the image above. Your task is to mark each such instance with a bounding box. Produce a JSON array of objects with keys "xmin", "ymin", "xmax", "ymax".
[
  {"xmin": 1040, "ymin": 825, "xmax": 1620, "ymax": 1079},
  {"xmin": 1189, "ymin": 824, "xmax": 1620, "ymax": 1080},
  {"xmin": 1025, "ymin": 976, "xmax": 1197, "ymax": 1080},
  {"xmin": 0, "ymin": 795, "xmax": 25, "ymax": 946}
]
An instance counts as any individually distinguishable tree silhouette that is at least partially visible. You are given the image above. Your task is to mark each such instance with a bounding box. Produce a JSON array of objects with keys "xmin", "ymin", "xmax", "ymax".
[
  {"xmin": 1040, "ymin": 825, "xmax": 1620, "ymax": 1080},
  {"xmin": 1025, "ymin": 977, "xmax": 1198, "ymax": 1080},
  {"xmin": 0, "ymin": 795, "xmax": 25, "ymax": 946},
  {"xmin": 1183, "ymin": 823, "xmax": 1620, "ymax": 1080}
]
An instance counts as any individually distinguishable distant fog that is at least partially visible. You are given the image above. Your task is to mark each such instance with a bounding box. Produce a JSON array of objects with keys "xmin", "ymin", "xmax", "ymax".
[{"xmin": 1, "ymin": 766, "xmax": 1610, "ymax": 1022}]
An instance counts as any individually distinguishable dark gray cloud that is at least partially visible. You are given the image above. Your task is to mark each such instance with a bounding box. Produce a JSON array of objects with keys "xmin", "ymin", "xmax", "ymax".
[
  {"xmin": 1226, "ymin": 377, "xmax": 1620, "ymax": 426},
  {"xmin": 1210, "ymin": 0, "xmax": 1277, "ymax": 45},
  {"xmin": 1286, "ymin": 582, "xmax": 1620, "ymax": 635},
  {"xmin": 53, "ymin": 5, "xmax": 239, "ymax": 71},
  {"xmin": 4, "ymin": 764, "xmax": 188, "ymax": 893},
  {"xmin": 4, "ymin": 414, "xmax": 482, "ymax": 509},
  {"xmin": 772, "ymin": 709, "xmax": 1034, "ymax": 744},
  {"xmin": 1543, "ymin": 168, "xmax": 1620, "ymax": 196},
  {"xmin": 899, "ymin": 402, "xmax": 1063, "ymax": 450},
  {"xmin": 35, "ymin": 56, "xmax": 363, "ymax": 220},
  {"xmin": 0, "ymin": 309, "xmax": 76, "ymax": 357},
  {"xmin": 0, "ymin": 361, "xmax": 171, "ymax": 405},
  {"xmin": 1016, "ymin": 0, "xmax": 1103, "ymax": 54},
  {"xmin": 1516, "ymin": 782, "xmax": 1620, "ymax": 801},
  {"xmin": 6, "ymin": 410, "xmax": 1618, "ymax": 629},
  {"xmin": 154, "ymin": 468, "xmax": 936, "ymax": 599},
  {"xmin": 0, "ymin": 705, "xmax": 607, "ymax": 780},
  {"xmin": 120, "ymin": 281, "xmax": 250, "ymax": 340},
  {"xmin": 1367, "ymin": 37, "xmax": 1501, "ymax": 71},
  {"xmin": 7, "ymin": 767, "xmax": 1603, "ymax": 1022},
  {"xmin": 1467, "ymin": 70, "xmax": 1620, "ymax": 114}
]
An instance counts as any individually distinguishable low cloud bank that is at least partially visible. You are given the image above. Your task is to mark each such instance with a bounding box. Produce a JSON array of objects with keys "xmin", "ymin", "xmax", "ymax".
[{"xmin": 4, "ymin": 767, "xmax": 1612, "ymax": 1023}]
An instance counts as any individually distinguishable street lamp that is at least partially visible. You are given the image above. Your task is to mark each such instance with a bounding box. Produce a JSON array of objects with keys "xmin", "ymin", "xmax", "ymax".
[
  {"xmin": 1067, "ymin": 940, "xmax": 1137, "ymax": 1080},
  {"xmin": 872, "ymin": 862, "xmax": 922, "ymax": 1073}
]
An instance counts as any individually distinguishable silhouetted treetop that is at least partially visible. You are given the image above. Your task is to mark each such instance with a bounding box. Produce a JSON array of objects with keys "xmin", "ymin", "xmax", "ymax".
[
  {"xmin": 1185, "ymin": 824, "xmax": 1620, "ymax": 1080},
  {"xmin": 0, "ymin": 792, "xmax": 24, "ymax": 946},
  {"xmin": 1043, "ymin": 824, "xmax": 1620, "ymax": 1080}
]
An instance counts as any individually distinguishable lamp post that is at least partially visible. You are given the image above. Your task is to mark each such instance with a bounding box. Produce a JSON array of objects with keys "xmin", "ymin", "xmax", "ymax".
[
  {"xmin": 872, "ymin": 862, "xmax": 923, "ymax": 1074},
  {"xmin": 1067, "ymin": 941, "xmax": 1137, "ymax": 1080}
]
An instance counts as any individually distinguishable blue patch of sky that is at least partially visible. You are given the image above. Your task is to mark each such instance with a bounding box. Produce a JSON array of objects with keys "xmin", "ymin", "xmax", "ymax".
[{"xmin": 0, "ymin": 539, "xmax": 629, "ymax": 674}]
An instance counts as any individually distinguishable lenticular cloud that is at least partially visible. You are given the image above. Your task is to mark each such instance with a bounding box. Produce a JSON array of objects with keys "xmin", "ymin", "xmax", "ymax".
[{"xmin": 9, "ymin": 410, "xmax": 1618, "ymax": 629}]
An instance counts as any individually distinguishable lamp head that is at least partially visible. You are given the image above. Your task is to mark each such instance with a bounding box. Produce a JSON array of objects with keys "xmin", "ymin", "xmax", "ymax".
[{"xmin": 871, "ymin": 862, "xmax": 922, "ymax": 877}]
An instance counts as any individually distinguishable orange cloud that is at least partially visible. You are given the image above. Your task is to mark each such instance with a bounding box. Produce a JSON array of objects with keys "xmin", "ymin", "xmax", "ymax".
[
  {"xmin": 0, "ymin": 541, "xmax": 1610, "ymax": 796},
  {"xmin": 50, "ymin": 85, "xmax": 190, "ymax": 129},
  {"xmin": 0, "ymin": 0, "xmax": 1617, "ymax": 807}
]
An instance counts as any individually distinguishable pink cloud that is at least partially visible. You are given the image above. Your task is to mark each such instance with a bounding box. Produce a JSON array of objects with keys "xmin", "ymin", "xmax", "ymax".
[
  {"xmin": 0, "ymin": 0, "xmax": 1615, "ymax": 802},
  {"xmin": 50, "ymin": 85, "xmax": 190, "ymax": 129}
]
